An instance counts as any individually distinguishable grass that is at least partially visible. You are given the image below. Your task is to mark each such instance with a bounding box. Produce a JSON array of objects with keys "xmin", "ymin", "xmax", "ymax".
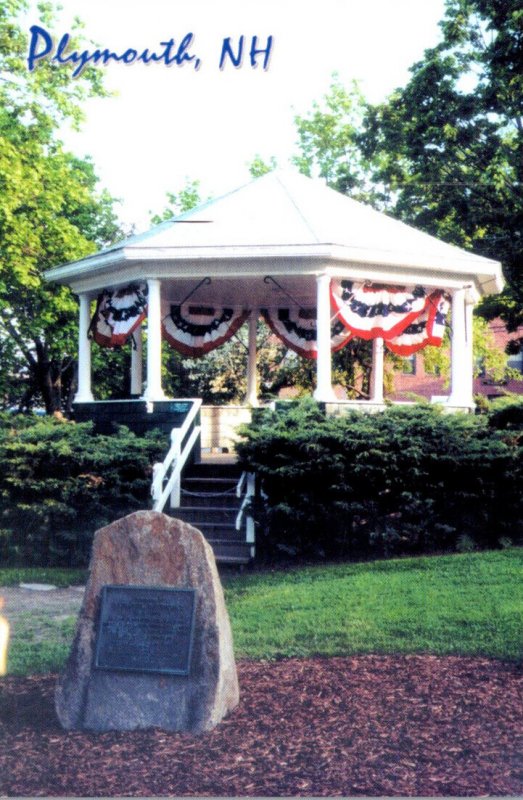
[
  {"xmin": 0, "ymin": 567, "xmax": 87, "ymax": 587},
  {"xmin": 1, "ymin": 549, "xmax": 521, "ymax": 675},
  {"xmin": 6, "ymin": 615, "xmax": 77, "ymax": 674},
  {"xmin": 222, "ymin": 548, "xmax": 523, "ymax": 661}
]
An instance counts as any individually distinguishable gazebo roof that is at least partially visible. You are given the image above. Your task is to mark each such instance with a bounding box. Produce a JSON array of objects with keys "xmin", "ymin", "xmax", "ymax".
[{"xmin": 45, "ymin": 170, "xmax": 504, "ymax": 300}]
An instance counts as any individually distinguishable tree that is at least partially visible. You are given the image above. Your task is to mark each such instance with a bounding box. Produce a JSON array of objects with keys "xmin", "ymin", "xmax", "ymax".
[
  {"xmin": 248, "ymin": 154, "xmax": 278, "ymax": 178},
  {"xmin": 0, "ymin": 0, "xmax": 121, "ymax": 413},
  {"xmin": 150, "ymin": 178, "xmax": 203, "ymax": 224},
  {"xmin": 292, "ymin": 76, "xmax": 385, "ymax": 207},
  {"xmin": 167, "ymin": 325, "xmax": 288, "ymax": 405},
  {"xmin": 361, "ymin": 0, "xmax": 522, "ymax": 345}
]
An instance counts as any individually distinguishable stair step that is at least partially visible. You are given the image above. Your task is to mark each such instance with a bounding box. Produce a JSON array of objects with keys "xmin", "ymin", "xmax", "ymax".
[
  {"xmin": 186, "ymin": 463, "xmax": 241, "ymax": 480},
  {"xmin": 170, "ymin": 460, "xmax": 253, "ymax": 563},
  {"xmin": 180, "ymin": 495, "xmax": 238, "ymax": 511},
  {"xmin": 208, "ymin": 541, "xmax": 253, "ymax": 564},
  {"xmin": 169, "ymin": 511, "xmax": 244, "ymax": 536},
  {"xmin": 205, "ymin": 535, "xmax": 248, "ymax": 545},
  {"xmin": 182, "ymin": 482, "xmax": 237, "ymax": 496},
  {"xmin": 184, "ymin": 476, "xmax": 238, "ymax": 485},
  {"xmin": 176, "ymin": 505, "xmax": 238, "ymax": 513},
  {"xmin": 181, "ymin": 487, "xmax": 237, "ymax": 498},
  {"xmin": 185, "ymin": 524, "xmax": 244, "ymax": 540},
  {"xmin": 183, "ymin": 520, "xmax": 239, "ymax": 531},
  {"xmin": 175, "ymin": 507, "xmax": 238, "ymax": 523}
]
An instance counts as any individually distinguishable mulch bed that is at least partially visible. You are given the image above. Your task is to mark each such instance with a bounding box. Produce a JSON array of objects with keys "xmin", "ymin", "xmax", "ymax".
[{"xmin": 1, "ymin": 655, "xmax": 522, "ymax": 797}]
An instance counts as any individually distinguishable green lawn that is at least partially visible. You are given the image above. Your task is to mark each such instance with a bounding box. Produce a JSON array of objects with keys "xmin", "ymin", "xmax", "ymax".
[
  {"xmin": 223, "ymin": 549, "xmax": 522, "ymax": 661},
  {"xmin": 5, "ymin": 615, "xmax": 78, "ymax": 675},
  {"xmin": 1, "ymin": 549, "xmax": 521, "ymax": 675}
]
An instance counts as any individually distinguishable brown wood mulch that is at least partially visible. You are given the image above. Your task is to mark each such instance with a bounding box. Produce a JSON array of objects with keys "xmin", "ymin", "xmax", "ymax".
[{"xmin": 0, "ymin": 655, "xmax": 522, "ymax": 797}]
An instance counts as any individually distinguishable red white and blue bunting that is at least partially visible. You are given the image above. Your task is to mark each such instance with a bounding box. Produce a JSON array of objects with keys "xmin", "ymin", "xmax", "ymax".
[
  {"xmin": 385, "ymin": 291, "xmax": 451, "ymax": 355},
  {"xmin": 162, "ymin": 305, "xmax": 250, "ymax": 357},
  {"xmin": 330, "ymin": 279, "xmax": 428, "ymax": 339},
  {"xmin": 87, "ymin": 279, "xmax": 450, "ymax": 361},
  {"xmin": 261, "ymin": 307, "xmax": 353, "ymax": 359},
  {"xmin": 89, "ymin": 284, "xmax": 148, "ymax": 347}
]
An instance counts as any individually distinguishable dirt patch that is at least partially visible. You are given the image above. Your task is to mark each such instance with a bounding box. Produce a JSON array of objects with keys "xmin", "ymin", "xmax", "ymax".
[
  {"xmin": 0, "ymin": 585, "xmax": 84, "ymax": 620},
  {"xmin": 1, "ymin": 655, "xmax": 522, "ymax": 797}
]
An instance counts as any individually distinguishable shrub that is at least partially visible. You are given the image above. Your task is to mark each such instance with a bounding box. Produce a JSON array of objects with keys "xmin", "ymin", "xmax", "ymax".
[
  {"xmin": 237, "ymin": 399, "xmax": 523, "ymax": 561},
  {"xmin": 486, "ymin": 397, "xmax": 523, "ymax": 431},
  {"xmin": 0, "ymin": 414, "xmax": 164, "ymax": 567}
]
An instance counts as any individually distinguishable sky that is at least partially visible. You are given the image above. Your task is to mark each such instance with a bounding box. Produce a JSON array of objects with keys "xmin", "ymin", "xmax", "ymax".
[{"xmin": 28, "ymin": 0, "xmax": 447, "ymax": 231}]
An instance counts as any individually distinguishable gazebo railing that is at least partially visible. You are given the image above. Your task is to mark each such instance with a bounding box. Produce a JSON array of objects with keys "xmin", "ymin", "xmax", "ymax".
[
  {"xmin": 235, "ymin": 471, "xmax": 256, "ymax": 550},
  {"xmin": 151, "ymin": 399, "xmax": 202, "ymax": 512}
]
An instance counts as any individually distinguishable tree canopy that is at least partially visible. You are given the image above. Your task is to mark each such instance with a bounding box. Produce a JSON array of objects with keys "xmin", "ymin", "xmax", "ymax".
[
  {"xmin": 289, "ymin": 0, "xmax": 522, "ymax": 352},
  {"xmin": 361, "ymin": 0, "xmax": 522, "ymax": 340},
  {"xmin": 293, "ymin": 77, "xmax": 384, "ymax": 207},
  {"xmin": 1, "ymin": 0, "xmax": 520, "ymax": 414},
  {"xmin": 0, "ymin": 0, "xmax": 121, "ymax": 413}
]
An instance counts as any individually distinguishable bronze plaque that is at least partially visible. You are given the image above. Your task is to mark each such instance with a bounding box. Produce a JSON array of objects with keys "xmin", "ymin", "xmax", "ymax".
[{"xmin": 94, "ymin": 585, "xmax": 196, "ymax": 676}]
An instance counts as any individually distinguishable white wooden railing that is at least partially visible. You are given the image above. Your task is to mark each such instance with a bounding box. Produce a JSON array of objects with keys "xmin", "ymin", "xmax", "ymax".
[
  {"xmin": 235, "ymin": 471, "xmax": 255, "ymax": 547},
  {"xmin": 151, "ymin": 399, "xmax": 202, "ymax": 512}
]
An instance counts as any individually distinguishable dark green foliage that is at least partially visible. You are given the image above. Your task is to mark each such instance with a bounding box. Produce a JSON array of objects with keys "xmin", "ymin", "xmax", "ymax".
[
  {"xmin": 360, "ymin": 0, "xmax": 523, "ymax": 341},
  {"xmin": 0, "ymin": 414, "xmax": 164, "ymax": 567},
  {"xmin": 237, "ymin": 399, "xmax": 523, "ymax": 561},
  {"xmin": 486, "ymin": 397, "xmax": 523, "ymax": 431}
]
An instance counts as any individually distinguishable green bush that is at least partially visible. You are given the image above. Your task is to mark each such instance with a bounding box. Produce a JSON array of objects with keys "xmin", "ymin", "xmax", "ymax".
[
  {"xmin": 0, "ymin": 414, "xmax": 164, "ymax": 567},
  {"xmin": 237, "ymin": 399, "xmax": 523, "ymax": 561},
  {"xmin": 486, "ymin": 396, "xmax": 523, "ymax": 431}
]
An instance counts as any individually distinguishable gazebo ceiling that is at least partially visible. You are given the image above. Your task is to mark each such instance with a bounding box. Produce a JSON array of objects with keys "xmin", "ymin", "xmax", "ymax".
[
  {"xmin": 45, "ymin": 170, "xmax": 504, "ymax": 300},
  {"xmin": 160, "ymin": 274, "xmax": 319, "ymax": 310}
]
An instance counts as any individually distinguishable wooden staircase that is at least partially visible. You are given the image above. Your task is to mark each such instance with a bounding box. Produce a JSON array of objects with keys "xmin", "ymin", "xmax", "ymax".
[{"xmin": 171, "ymin": 461, "xmax": 254, "ymax": 564}]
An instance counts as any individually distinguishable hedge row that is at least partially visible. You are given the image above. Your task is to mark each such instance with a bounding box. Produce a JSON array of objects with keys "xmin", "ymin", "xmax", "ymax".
[
  {"xmin": 2, "ymin": 400, "xmax": 522, "ymax": 568},
  {"xmin": 236, "ymin": 399, "xmax": 523, "ymax": 561},
  {"xmin": 0, "ymin": 414, "xmax": 165, "ymax": 567}
]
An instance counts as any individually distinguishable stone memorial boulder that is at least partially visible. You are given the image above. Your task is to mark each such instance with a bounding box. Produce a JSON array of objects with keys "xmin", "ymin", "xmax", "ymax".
[{"xmin": 55, "ymin": 510, "xmax": 239, "ymax": 733}]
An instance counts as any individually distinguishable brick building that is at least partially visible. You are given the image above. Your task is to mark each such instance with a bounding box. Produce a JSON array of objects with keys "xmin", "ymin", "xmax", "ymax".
[{"xmin": 389, "ymin": 318, "xmax": 523, "ymax": 403}]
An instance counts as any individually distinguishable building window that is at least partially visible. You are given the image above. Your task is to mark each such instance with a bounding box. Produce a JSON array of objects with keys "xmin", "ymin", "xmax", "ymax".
[
  {"xmin": 507, "ymin": 350, "xmax": 523, "ymax": 374},
  {"xmin": 401, "ymin": 355, "xmax": 416, "ymax": 375}
]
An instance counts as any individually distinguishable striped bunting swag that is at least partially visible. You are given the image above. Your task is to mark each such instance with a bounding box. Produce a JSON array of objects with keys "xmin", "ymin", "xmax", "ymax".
[
  {"xmin": 261, "ymin": 307, "xmax": 353, "ymax": 359},
  {"xmin": 385, "ymin": 291, "xmax": 451, "ymax": 355},
  {"xmin": 90, "ymin": 284, "xmax": 148, "ymax": 347},
  {"xmin": 331, "ymin": 279, "xmax": 428, "ymax": 339},
  {"xmin": 162, "ymin": 304, "xmax": 249, "ymax": 357}
]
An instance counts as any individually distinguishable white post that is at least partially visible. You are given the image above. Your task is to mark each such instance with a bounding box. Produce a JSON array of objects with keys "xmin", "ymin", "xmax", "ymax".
[
  {"xmin": 313, "ymin": 274, "xmax": 335, "ymax": 402},
  {"xmin": 169, "ymin": 432, "xmax": 182, "ymax": 509},
  {"xmin": 464, "ymin": 292, "xmax": 475, "ymax": 402},
  {"xmin": 143, "ymin": 278, "xmax": 165, "ymax": 401},
  {"xmin": 130, "ymin": 322, "xmax": 143, "ymax": 396},
  {"xmin": 75, "ymin": 293, "xmax": 94, "ymax": 402},
  {"xmin": 449, "ymin": 287, "xmax": 473, "ymax": 408},
  {"xmin": 370, "ymin": 337, "xmax": 385, "ymax": 403},
  {"xmin": 246, "ymin": 309, "xmax": 258, "ymax": 406}
]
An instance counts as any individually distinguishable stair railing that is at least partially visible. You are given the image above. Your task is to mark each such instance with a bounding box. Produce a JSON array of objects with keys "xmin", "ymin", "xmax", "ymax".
[
  {"xmin": 235, "ymin": 472, "xmax": 255, "ymax": 549},
  {"xmin": 151, "ymin": 399, "xmax": 202, "ymax": 513}
]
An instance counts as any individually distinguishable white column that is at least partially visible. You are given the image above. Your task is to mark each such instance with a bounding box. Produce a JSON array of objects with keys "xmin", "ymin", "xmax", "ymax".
[
  {"xmin": 75, "ymin": 293, "xmax": 94, "ymax": 402},
  {"xmin": 370, "ymin": 337, "xmax": 385, "ymax": 403},
  {"xmin": 449, "ymin": 287, "xmax": 473, "ymax": 407},
  {"xmin": 143, "ymin": 278, "xmax": 165, "ymax": 401},
  {"xmin": 246, "ymin": 309, "xmax": 258, "ymax": 406},
  {"xmin": 464, "ymin": 292, "xmax": 475, "ymax": 401},
  {"xmin": 313, "ymin": 274, "xmax": 335, "ymax": 402},
  {"xmin": 130, "ymin": 322, "xmax": 143, "ymax": 396}
]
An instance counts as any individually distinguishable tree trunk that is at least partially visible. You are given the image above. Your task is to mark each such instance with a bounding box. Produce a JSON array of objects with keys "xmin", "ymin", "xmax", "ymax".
[{"xmin": 34, "ymin": 339, "xmax": 62, "ymax": 414}]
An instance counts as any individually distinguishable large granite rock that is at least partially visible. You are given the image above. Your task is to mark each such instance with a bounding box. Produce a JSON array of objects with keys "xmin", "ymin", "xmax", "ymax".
[{"xmin": 55, "ymin": 511, "xmax": 239, "ymax": 733}]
